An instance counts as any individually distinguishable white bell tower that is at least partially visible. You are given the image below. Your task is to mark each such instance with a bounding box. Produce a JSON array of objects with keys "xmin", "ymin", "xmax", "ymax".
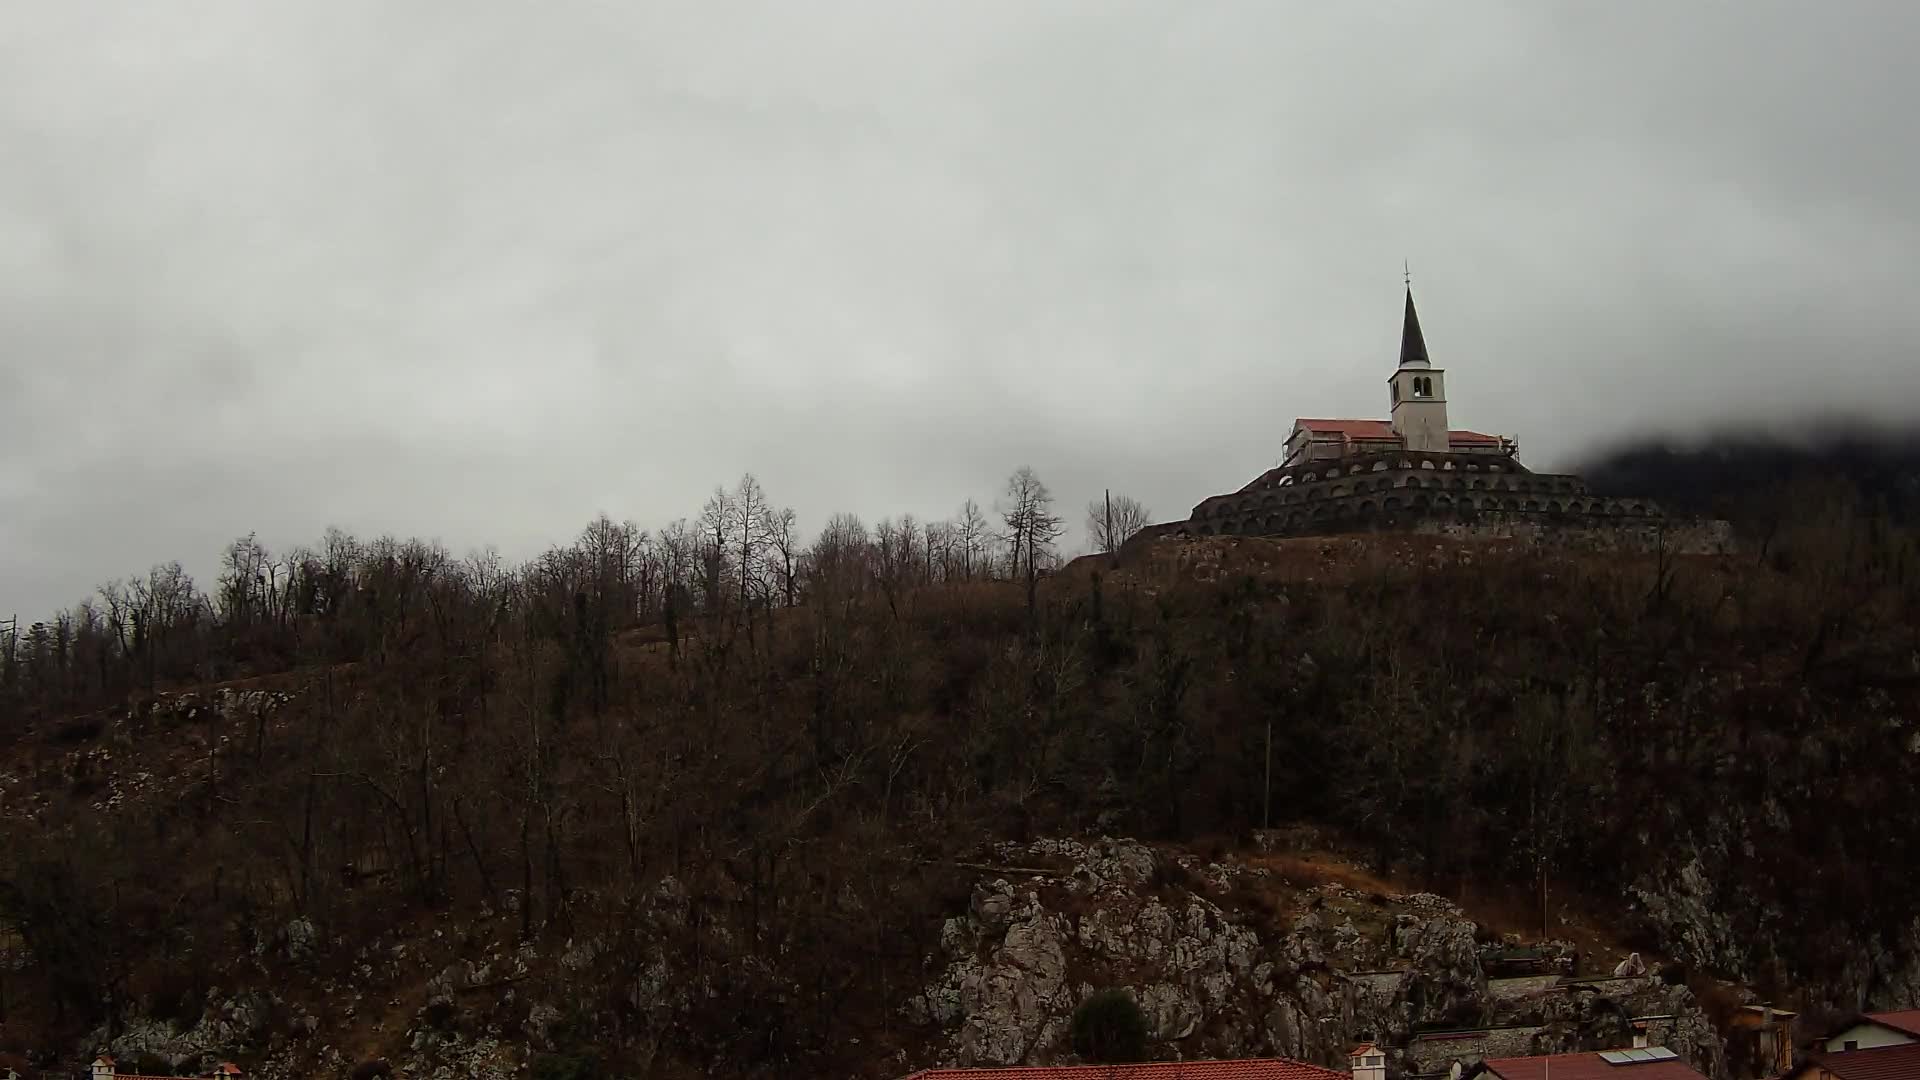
[{"xmin": 1388, "ymin": 284, "xmax": 1450, "ymax": 453}]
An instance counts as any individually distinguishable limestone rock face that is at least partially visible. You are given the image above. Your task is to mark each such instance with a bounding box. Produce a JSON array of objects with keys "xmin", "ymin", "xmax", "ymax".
[
  {"xmin": 1394, "ymin": 915, "xmax": 1490, "ymax": 1031},
  {"xmin": 917, "ymin": 881, "xmax": 1075, "ymax": 1065},
  {"xmin": 1621, "ymin": 803, "xmax": 1920, "ymax": 1024},
  {"xmin": 1877, "ymin": 918, "xmax": 1920, "ymax": 1008},
  {"xmin": 1823, "ymin": 916, "xmax": 1920, "ymax": 1014},
  {"xmin": 523, "ymin": 1003, "xmax": 564, "ymax": 1050},
  {"xmin": 907, "ymin": 837, "xmax": 1726, "ymax": 1079},
  {"xmin": 1631, "ymin": 854, "xmax": 1747, "ymax": 979},
  {"xmin": 62, "ymin": 833, "xmax": 1749, "ymax": 1080},
  {"xmin": 913, "ymin": 838, "xmax": 1454, "ymax": 1069},
  {"xmin": 89, "ymin": 991, "xmax": 283, "ymax": 1072}
]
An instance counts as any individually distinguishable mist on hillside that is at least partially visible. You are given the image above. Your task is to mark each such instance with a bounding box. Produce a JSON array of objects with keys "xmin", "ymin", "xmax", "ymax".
[{"xmin": 1577, "ymin": 421, "xmax": 1920, "ymax": 522}]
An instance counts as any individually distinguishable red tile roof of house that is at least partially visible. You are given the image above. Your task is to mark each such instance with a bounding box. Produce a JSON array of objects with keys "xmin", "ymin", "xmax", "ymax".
[
  {"xmin": 1482, "ymin": 1051, "xmax": 1707, "ymax": 1080},
  {"xmin": 1802, "ymin": 1042, "xmax": 1920, "ymax": 1080},
  {"xmin": 89, "ymin": 1057, "xmax": 240, "ymax": 1080},
  {"xmin": 1866, "ymin": 1009, "xmax": 1920, "ymax": 1037},
  {"xmin": 1291, "ymin": 419, "xmax": 1502, "ymax": 445},
  {"xmin": 899, "ymin": 1059, "xmax": 1349, "ymax": 1080}
]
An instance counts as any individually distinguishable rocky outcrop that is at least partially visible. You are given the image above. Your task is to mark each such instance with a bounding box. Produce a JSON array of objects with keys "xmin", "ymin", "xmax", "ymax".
[
  {"xmin": 1628, "ymin": 813, "xmax": 1920, "ymax": 1019},
  {"xmin": 1394, "ymin": 914, "xmax": 1489, "ymax": 1030},
  {"xmin": 57, "ymin": 835, "xmax": 1739, "ymax": 1080},
  {"xmin": 907, "ymin": 838, "xmax": 1725, "ymax": 1078},
  {"xmin": 1630, "ymin": 854, "xmax": 1750, "ymax": 980},
  {"xmin": 88, "ymin": 992, "xmax": 290, "ymax": 1072},
  {"xmin": 908, "ymin": 838, "xmax": 1310, "ymax": 1068}
]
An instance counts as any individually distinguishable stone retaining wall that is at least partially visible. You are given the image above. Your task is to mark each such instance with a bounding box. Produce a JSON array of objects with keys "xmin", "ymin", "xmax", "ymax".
[
  {"xmin": 1412, "ymin": 516, "xmax": 1734, "ymax": 555},
  {"xmin": 1141, "ymin": 448, "xmax": 1726, "ymax": 554},
  {"xmin": 1487, "ymin": 975, "xmax": 1565, "ymax": 1002},
  {"xmin": 1404, "ymin": 1025, "xmax": 1554, "ymax": 1075}
]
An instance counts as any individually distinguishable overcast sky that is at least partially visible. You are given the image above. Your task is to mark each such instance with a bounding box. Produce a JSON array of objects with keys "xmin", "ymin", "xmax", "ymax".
[{"xmin": 4, "ymin": 1, "xmax": 1918, "ymax": 619}]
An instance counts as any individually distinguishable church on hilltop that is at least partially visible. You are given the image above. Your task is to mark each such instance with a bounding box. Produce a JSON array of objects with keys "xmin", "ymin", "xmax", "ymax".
[
  {"xmin": 1145, "ymin": 286, "xmax": 1690, "ymax": 545},
  {"xmin": 1281, "ymin": 288, "xmax": 1517, "ymax": 468}
]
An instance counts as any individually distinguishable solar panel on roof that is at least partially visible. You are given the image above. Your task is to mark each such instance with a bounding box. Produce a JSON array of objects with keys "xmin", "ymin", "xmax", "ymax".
[{"xmin": 1599, "ymin": 1047, "xmax": 1680, "ymax": 1067}]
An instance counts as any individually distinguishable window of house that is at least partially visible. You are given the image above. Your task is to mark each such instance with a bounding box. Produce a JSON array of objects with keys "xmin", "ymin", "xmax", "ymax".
[{"xmin": 1845, "ymin": 1041, "xmax": 1859, "ymax": 1052}]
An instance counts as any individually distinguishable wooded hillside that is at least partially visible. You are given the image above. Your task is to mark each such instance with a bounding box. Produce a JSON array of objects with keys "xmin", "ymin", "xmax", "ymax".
[{"xmin": 2, "ymin": 443, "xmax": 1917, "ymax": 1076}]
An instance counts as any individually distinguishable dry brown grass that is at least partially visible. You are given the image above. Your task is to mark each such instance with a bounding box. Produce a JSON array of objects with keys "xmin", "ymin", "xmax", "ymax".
[{"xmin": 1242, "ymin": 850, "xmax": 1400, "ymax": 895}]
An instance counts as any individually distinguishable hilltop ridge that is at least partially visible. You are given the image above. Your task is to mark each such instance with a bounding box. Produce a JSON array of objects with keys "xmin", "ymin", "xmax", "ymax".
[{"xmin": 2, "ymin": 438, "xmax": 1919, "ymax": 1077}]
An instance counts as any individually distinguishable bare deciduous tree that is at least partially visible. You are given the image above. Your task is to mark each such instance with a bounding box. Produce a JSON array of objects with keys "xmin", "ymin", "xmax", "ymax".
[
  {"xmin": 999, "ymin": 467, "xmax": 1064, "ymax": 615},
  {"xmin": 874, "ymin": 517, "xmax": 916, "ymax": 617},
  {"xmin": 1086, "ymin": 493, "xmax": 1152, "ymax": 555},
  {"xmin": 696, "ymin": 489, "xmax": 734, "ymax": 613},
  {"xmin": 763, "ymin": 506, "xmax": 802, "ymax": 608},
  {"xmin": 957, "ymin": 499, "xmax": 990, "ymax": 581},
  {"xmin": 729, "ymin": 474, "xmax": 773, "ymax": 617},
  {"xmin": 810, "ymin": 513, "xmax": 870, "ymax": 611},
  {"xmin": 923, "ymin": 520, "xmax": 953, "ymax": 583}
]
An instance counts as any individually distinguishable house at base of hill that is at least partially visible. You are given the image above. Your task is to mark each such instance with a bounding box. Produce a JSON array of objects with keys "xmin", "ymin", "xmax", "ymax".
[
  {"xmin": 1785, "ymin": 1009, "xmax": 1920, "ymax": 1080},
  {"xmin": 1725, "ymin": 1004, "xmax": 1797, "ymax": 1078},
  {"xmin": 1400, "ymin": 1010, "xmax": 1689, "ymax": 1079},
  {"xmin": 90, "ymin": 1057, "xmax": 242, "ymax": 1080},
  {"xmin": 1785, "ymin": 1043, "xmax": 1920, "ymax": 1080},
  {"xmin": 1461, "ymin": 1047, "xmax": 1707, "ymax": 1080},
  {"xmin": 1817, "ymin": 1009, "xmax": 1920, "ymax": 1053},
  {"xmin": 898, "ymin": 1047, "xmax": 1372, "ymax": 1080}
]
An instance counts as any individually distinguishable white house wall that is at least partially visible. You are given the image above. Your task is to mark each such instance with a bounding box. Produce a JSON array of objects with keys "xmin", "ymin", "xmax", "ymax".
[{"xmin": 1824, "ymin": 1023, "xmax": 1915, "ymax": 1052}]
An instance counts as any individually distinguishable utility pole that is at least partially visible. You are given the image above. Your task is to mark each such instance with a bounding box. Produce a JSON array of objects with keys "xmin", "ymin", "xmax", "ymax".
[
  {"xmin": 1105, "ymin": 489, "xmax": 1113, "ymax": 556},
  {"xmin": 1263, "ymin": 716, "xmax": 1274, "ymax": 832},
  {"xmin": 1541, "ymin": 866, "xmax": 1550, "ymax": 939}
]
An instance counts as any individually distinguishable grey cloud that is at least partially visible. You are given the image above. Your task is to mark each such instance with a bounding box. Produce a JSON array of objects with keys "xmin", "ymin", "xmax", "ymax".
[{"xmin": 4, "ymin": 1, "xmax": 1919, "ymax": 617}]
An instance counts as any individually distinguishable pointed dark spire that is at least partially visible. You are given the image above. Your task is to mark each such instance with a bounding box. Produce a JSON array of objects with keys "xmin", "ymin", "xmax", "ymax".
[{"xmin": 1399, "ymin": 286, "xmax": 1431, "ymax": 369}]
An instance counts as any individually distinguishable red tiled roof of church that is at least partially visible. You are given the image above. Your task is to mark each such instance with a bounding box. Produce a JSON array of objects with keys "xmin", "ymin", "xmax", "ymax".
[
  {"xmin": 1293, "ymin": 419, "xmax": 1502, "ymax": 445},
  {"xmin": 1294, "ymin": 419, "xmax": 1400, "ymax": 439},
  {"xmin": 899, "ymin": 1059, "xmax": 1349, "ymax": 1080}
]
